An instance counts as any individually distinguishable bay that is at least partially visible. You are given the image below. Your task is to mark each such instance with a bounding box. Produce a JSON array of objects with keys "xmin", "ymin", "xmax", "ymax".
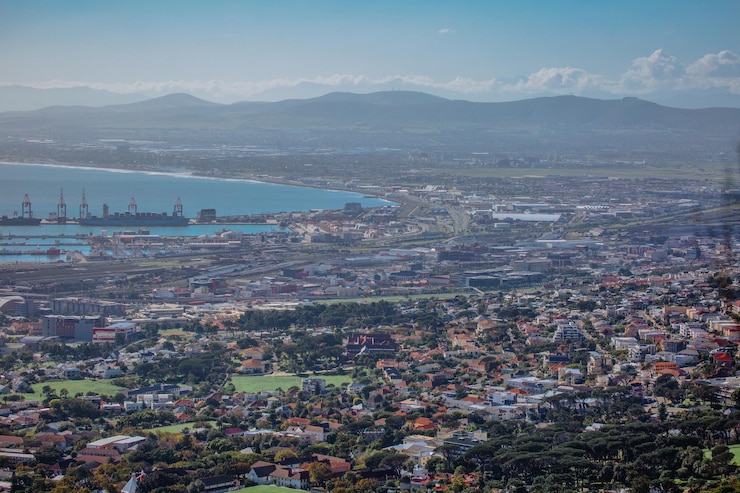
[{"xmin": 0, "ymin": 162, "xmax": 392, "ymax": 226}]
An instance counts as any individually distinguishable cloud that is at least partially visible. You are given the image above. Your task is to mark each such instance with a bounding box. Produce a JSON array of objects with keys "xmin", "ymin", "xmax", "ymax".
[
  {"xmin": 390, "ymin": 75, "xmax": 498, "ymax": 93},
  {"xmin": 687, "ymin": 50, "xmax": 740, "ymax": 78},
  {"xmin": 437, "ymin": 28, "xmax": 454, "ymax": 34},
  {"xmin": 7, "ymin": 49, "xmax": 740, "ymax": 102},
  {"xmin": 685, "ymin": 50, "xmax": 740, "ymax": 93},
  {"xmin": 11, "ymin": 75, "xmax": 499, "ymax": 101},
  {"xmin": 608, "ymin": 49, "xmax": 740, "ymax": 95},
  {"xmin": 614, "ymin": 49, "xmax": 686, "ymax": 93},
  {"xmin": 502, "ymin": 67, "xmax": 600, "ymax": 95}
]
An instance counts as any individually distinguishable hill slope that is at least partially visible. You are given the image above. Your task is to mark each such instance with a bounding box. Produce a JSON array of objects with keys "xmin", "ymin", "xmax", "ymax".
[{"xmin": 0, "ymin": 91, "xmax": 737, "ymax": 154}]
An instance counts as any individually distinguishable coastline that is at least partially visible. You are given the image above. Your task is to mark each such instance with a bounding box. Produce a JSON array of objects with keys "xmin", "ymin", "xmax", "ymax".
[{"xmin": 0, "ymin": 160, "xmax": 392, "ymax": 203}]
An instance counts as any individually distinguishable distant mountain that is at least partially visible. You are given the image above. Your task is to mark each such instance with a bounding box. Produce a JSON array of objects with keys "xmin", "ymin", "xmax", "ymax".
[
  {"xmin": 0, "ymin": 91, "xmax": 738, "ymax": 154},
  {"xmin": 0, "ymin": 85, "xmax": 147, "ymax": 112},
  {"xmin": 114, "ymin": 93, "xmax": 222, "ymax": 110}
]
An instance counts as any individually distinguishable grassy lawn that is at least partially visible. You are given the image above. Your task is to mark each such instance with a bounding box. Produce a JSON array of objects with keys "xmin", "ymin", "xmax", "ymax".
[
  {"xmin": 316, "ymin": 291, "xmax": 470, "ymax": 304},
  {"xmin": 23, "ymin": 379, "xmax": 127, "ymax": 399},
  {"xmin": 729, "ymin": 444, "xmax": 740, "ymax": 465},
  {"xmin": 233, "ymin": 486, "xmax": 303, "ymax": 493},
  {"xmin": 159, "ymin": 328, "xmax": 190, "ymax": 338},
  {"xmin": 449, "ymin": 161, "xmax": 729, "ymax": 181},
  {"xmin": 705, "ymin": 444, "xmax": 740, "ymax": 465},
  {"xmin": 231, "ymin": 374, "xmax": 352, "ymax": 393},
  {"xmin": 145, "ymin": 421, "xmax": 218, "ymax": 434}
]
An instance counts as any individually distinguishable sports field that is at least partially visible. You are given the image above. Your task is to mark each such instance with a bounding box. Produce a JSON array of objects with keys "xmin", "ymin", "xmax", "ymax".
[
  {"xmin": 145, "ymin": 421, "xmax": 218, "ymax": 434},
  {"xmin": 25, "ymin": 380, "xmax": 127, "ymax": 398},
  {"xmin": 230, "ymin": 374, "xmax": 351, "ymax": 393},
  {"xmin": 233, "ymin": 486, "xmax": 302, "ymax": 493}
]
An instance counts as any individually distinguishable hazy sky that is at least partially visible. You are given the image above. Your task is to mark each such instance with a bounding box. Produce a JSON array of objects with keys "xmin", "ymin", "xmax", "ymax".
[{"xmin": 1, "ymin": 0, "xmax": 739, "ymax": 104}]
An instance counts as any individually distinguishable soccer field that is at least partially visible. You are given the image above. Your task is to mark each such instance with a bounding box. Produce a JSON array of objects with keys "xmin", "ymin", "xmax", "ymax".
[
  {"xmin": 25, "ymin": 380, "xmax": 127, "ymax": 398},
  {"xmin": 230, "ymin": 374, "xmax": 351, "ymax": 393},
  {"xmin": 233, "ymin": 486, "xmax": 304, "ymax": 493}
]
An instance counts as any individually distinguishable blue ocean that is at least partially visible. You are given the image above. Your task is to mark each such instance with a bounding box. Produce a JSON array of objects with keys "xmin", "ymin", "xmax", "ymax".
[
  {"xmin": 0, "ymin": 162, "xmax": 393, "ymax": 261},
  {"xmin": 0, "ymin": 162, "xmax": 390, "ymax": 218}
]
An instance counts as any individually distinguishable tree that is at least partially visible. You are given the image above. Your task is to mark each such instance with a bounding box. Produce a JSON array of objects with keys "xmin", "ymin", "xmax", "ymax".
[
  {"xmin": 307, "ymin": 461, "xmax": 332, "ymax": 486},
  {"xmin": 380, "ymin": 452, "xmax": 410, "ymax": 477},
  {"xmin": 33, "ymin": 446, "xmax": 63, "ymax": 466},
  {"xmin": 274, "ymin": 449, "xmax": 298, "ymax": 462},
  {"xmin": 206, "ymin": 437, "xmax": 235, "ymax": 454},
  {"xmin": 658, "ymin": 402, "xmax": 668, "ymax": 422},
  {"xmin": 654, "ymin": 374, "xmax": 680, "ymax": 402},
  {"xmin": 733, "ymin": 388, "xmax": 740, "ymax": 409},
  {"xmin": 709, "ymin": 445, "xmax": 736, "ymax": 477},
  {"xmin": 186, "ymin": 479, "xmax": 205, "ymax": 493},
  {"xmin": 631, "ymin": 474, "xmax": 651, "ymax": 493},
  {"xmin": 450, "ymin": 475, "xmax": 467, "ymax": 492}
]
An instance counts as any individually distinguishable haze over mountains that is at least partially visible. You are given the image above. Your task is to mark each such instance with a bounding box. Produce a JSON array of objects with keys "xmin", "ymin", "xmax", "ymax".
[
  {"xmin": 0, "ymin": 85, "xmax": 148, "ymax": 112},
  {"xmin": 4, "ymin": 82, "xmax": 740, "ymax": 112},
  {"xmin": 1, "ymin": 89, "xmax": 738, "ymax": 157}
]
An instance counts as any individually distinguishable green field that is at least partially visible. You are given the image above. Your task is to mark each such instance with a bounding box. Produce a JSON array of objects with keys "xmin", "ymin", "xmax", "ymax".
[
  {"xmin": 233, "ymin": 486, "xmax": 303, "ymax": 493},
  {"xmin": 24, "ymin": 379, "xmax": 127, "ymax": 399},
  {"xmin": 705, "ymin": 444, "xmax": 740, "ymax": 465},
  {"xmin": 159, "ymin": 328, "xmax": 190, "ymax": 338},
  {"xmin": 230, "ymin": 374, "xmax": 352, "ymax": 393},
  {"xmin": 315, "ymin": 291, "xmax": 467, "ymax": 304},
  {"xmin": 451, "ymin": 161, "xmax": 729, "ymax": 181},
  {"xmin": 145, "ymin": 421, "xmax": 218, "ymax": 434},
  {"xmin": 729, "ymin": 444, "xmax": 740, "ymax": 464}
]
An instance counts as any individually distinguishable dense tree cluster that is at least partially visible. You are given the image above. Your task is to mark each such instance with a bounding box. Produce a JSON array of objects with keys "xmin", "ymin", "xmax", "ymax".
[
  {"xmin": 134, "ymin": 349, "xmax": 229, "ymax": 390},
  {"xmin": 238, "ymin": 301, "xmax": 404, "ymax": 330},
  {"xmin": 424, "ymin": 410, "xmax": 740, "ymax": 493}
]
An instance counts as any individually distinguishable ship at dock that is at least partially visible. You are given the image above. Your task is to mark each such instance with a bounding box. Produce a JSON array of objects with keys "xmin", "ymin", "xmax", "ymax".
[
  {"xmin": 0, "ymin": 194, "xmax": 42, "ymax": 226},
  {"xmin": 78, "ymin": 195, "xmax": 190, "ymax": 227}
]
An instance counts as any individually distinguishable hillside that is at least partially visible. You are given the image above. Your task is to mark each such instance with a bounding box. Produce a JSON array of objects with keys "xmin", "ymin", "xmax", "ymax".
[{"xmin": 0, "ymin": 91, "xmax": 738, "ymax": 155}]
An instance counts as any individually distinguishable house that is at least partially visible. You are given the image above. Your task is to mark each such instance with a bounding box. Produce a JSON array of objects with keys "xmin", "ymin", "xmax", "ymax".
[
  {"xmin": 34, "ymin": 432, "xmax": 68, "ymax": 450},
  {"xmin": 247, "ymin": 460, "xmax": 310, "ymax": 490},
  {"xmin": 712, "ymin": 352, "xmax": 734, "ymax": 368},
  {"xmin": 76, "ymin": 446, "xmax": 121, "ymax": 463},
  {"xmin": 311, "ymin": 454, "xmax": 351, "ymax": 475},
  {"xmin": 268, "ymin": 466, "xmax": 310, "ymax": 490},
  {"xmin": 304, "ymin": 424, "xmax": 327, "ymax": 443},
  {"xmin": 242, "ymin": 347, "xmax": 265, "ymax": 360},
  {"xmin": 384, "ymin": 440, "xmax": 436, "ymax": 467},
  {"xmin": 346, "ymin": 333, "xmax": 398, "ymax": 356},
  {"xmin": 440, "ymin": 430, "xmax": 488, "ymax": 460},
  {"xmin": 247, "ymin": 461, "xmax": 278, "ymax": 485},
  {"xmin": 223, "ymin": 427, "xmax": 248, "ymax": 438},
  {"xmin": 399, "ymin": 398, "xmax": 424, "ymax": 413},
  {"xmin": 239, "ymin": 359, "xmax": 267, "ymax": 374},
  {"xmin": 199, "ymin": 475, "xmax": 239, "ymax": 493},
  {"xmin": 301, "ymin": 378, "xmax": 326, "ymax": 394},
  {"xmin": 0, "ymin": 435, "xmax": 23, "ymax": 448},
  {"xmin": 410, "ymin": 417, "xmax": 437, "ymax": 432}
]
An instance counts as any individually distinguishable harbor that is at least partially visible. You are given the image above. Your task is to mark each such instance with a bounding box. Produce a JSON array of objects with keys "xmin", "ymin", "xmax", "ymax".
[{"xmin": 0, "ymin": 162, "xmax": 392, "ymax": 222}]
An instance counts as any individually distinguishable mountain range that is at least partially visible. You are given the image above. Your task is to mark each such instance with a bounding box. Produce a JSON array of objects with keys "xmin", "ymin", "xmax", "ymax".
[{"xmin": 1, "ymin": 90, "xmax": 738, "ymax": 155}]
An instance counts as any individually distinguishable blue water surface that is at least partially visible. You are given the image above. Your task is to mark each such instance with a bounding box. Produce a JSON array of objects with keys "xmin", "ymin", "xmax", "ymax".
[{"xmin": 0, "ymin": 162, "xmax": 391, "ymax": 224}]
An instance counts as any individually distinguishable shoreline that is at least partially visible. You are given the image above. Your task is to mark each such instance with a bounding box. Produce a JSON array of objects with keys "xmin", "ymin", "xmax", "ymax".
[{"xmin": 0, "ymin": 160, "xmax": 393, "ymax": 204}]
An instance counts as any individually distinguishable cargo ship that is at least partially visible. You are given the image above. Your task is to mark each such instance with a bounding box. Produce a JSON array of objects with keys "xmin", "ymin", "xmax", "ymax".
[
  {"xmin": 0, "ymin": 216, "xmax": 42, "ymax": 226},
  {"xmin": 0, "ymin": 247, "xmax": 62, "ymax": 256},
  {"xmin": 0, "ymin": 194, "xmax": 42, "ymax": 226},
  {"xmin": 79, "ymin": 196, "xmax": 190, "ymax": 227}
]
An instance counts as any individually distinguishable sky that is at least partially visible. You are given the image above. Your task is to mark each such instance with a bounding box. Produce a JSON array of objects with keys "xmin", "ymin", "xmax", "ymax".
[{"xmin": 1, "ymin": 0, "xmax": 739, "ymax": 106}]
